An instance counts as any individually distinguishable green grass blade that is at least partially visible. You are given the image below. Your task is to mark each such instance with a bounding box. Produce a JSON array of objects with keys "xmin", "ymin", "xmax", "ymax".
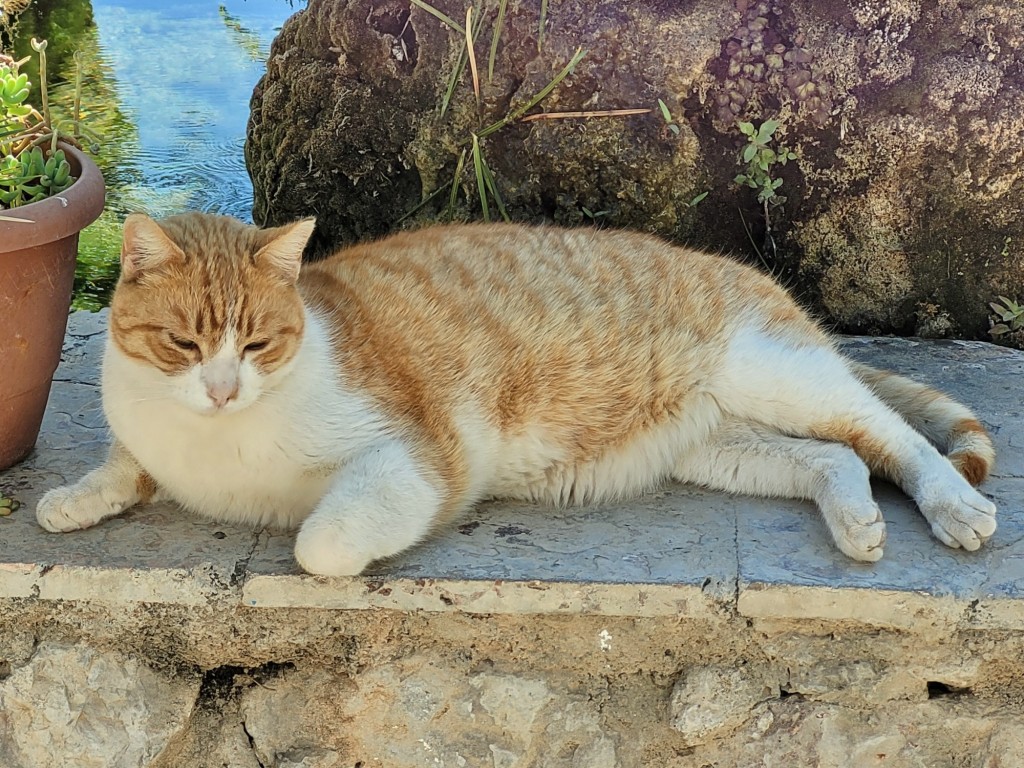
[
  {"xmin": 538, "ymin": 0, "xmax": 548, "ymax": 53},
  {"xmin": 472, "ymin": 134, "xmax": 490, "ymax": 222},
  {"xmin": 478, "ymin": 46, "xmax": 587, "ymax": 137},
  {"xmin": 446, "ymin": 148, "xmax": 468, "ymax": 220},
  {"xmin": 480, "ymin": 154, "xmax": 509, "ymax": 221},
  {"xmin": 466, "ymin": 6, "xmax": 480, "ymax": 106},
  {"xmin": 440, "ymin": 42, "xmax": 469, "ymax": 117},
  {"xmin": 737, "ymin": 206, "xmax": 770, "ymax": 272},
  {"xmin": 440, "ymin": 4, "xmax": 486, "ymax": 117},
  {"xmin": 504, "ymin": 45, "xmax": 587, "ymax": 120},
  {"xmin": 395, "ymin": 182, "xmax": 452, "ymax": 225},
  {"xmin": 409, "ymin": 0, "xmax": 464, "ymax": 34},
  {"xmin": 488, "ymin": 0, "xmax": 508, "ymax": 82}
]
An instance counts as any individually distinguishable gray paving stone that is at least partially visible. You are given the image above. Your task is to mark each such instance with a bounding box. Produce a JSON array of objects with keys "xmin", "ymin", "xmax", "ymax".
[{"xmin": 0, "ymin": 313, "xmax": 1021, "ymax": 625}]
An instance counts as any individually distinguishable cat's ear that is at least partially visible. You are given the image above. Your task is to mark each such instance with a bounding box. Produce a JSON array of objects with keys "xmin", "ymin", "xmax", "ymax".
[
  {"xmin": 254, "ymin": 218, "xmax": 316, "ymax": 284},
  {"xmin": 121, "ymin": 213, "xmax": 184, "ymax": 281}
]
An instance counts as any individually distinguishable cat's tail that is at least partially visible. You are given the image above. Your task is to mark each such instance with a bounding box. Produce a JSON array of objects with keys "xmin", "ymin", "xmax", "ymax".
[{"xmin": 848, "ymin": 361, "xmax": 995, "ymax": 486}]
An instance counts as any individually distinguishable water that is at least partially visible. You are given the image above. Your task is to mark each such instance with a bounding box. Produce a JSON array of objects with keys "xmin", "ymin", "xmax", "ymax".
[{"xmin": 4, "ymin": 0, "xmax": 304, "ymax": 309}]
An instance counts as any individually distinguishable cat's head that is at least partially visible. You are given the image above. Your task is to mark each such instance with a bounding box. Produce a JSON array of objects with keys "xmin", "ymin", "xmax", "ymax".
[{"xmin": 108, "ymin": 212, "xmax": 316, "ymax": 415}]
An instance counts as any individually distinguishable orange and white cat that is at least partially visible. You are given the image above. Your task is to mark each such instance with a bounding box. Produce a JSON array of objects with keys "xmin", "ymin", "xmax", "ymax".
[{"xmin": 36, "ymin": 213, "xmax": 997, "ymax": 575}]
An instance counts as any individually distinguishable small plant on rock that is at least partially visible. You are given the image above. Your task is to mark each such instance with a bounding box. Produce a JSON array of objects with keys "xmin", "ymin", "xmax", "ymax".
[
  {"xmin": 988, "ymin": 295, "xmax": 1024, "ymax": 339},
  {"xmin": 734, "ymin": 119, "xmax": 796, "ymax": 208},
  {"xmin": 734, "ymin": 118, "xmax": 797, "ymax": 269}
]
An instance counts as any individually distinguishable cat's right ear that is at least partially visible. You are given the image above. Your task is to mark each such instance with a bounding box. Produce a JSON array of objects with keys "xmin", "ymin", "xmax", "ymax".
[
  {"xmin": 254, "ymin": 218, "xmax": 317, "ymax": 284},
  {"xmin": 120, "ymin": 214, "xmax": 184, "ymax": 281}
]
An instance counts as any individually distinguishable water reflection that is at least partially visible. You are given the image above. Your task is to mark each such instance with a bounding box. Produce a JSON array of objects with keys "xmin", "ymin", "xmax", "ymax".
[{"xmin": 4, "ymin": 0, "xmax": 303, "ymax": 309}]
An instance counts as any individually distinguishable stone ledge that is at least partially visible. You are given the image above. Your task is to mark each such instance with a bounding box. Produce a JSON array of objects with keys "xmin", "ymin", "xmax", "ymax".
[
  {"xmin": 3, "ymin": 313, "xmax": 1024, "ymax": 768},
  {"xmin": 1, "ymin": 312, "xmax": 1022, "ymax": 630}
]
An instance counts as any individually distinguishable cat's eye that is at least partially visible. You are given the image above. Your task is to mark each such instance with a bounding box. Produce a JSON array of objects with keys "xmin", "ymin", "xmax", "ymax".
[
  {"xmin": 244, "ymin": 340, "xmax": 270, "ymax": 353},
  {"xmin": 170, "ymin": 335, "xmax": 198, "ymax": 351}
]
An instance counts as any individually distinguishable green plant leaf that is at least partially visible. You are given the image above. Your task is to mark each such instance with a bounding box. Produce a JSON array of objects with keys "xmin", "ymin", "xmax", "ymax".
[
  {"xmin": 689, "ymin": 191, "xmax": 709, "ymax": 207},
  {"xmin": 757, "ymin": 119, "xmax": 780, "ymax": 142},
  {"xmin": 738, "ymin": 121, "xmax": 755, "ymax": 136},
  {"xmin": 658, "ymin": 98, "xmax": 672, "ymax": 123},
  {"xmin": 990, "ymin": 323, "xmax": 1010, "ymax": 336},
  {"xmin": 742, "ymin": 143, "xmax": 757, "ymax": 163}
]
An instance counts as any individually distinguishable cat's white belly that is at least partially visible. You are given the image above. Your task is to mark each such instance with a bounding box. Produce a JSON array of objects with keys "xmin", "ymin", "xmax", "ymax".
[{"xmin": 460, "ymin": 395, "xmax": 722, "ymax": 506}]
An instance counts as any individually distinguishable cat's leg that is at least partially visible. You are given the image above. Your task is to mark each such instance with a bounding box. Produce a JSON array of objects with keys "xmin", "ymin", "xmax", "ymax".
[
  {"xmin": 720, "ymin": 329, "xmax": 997, "ymax": 552},
  {"xmin": 674, "ymin": 420, "xmax": 886, "ymax": 561},
  {"xmin": 294, "ymin": 439, "xmax": 447, "ymax": 576},
  {"xmin": 37, "ymin": 441, "xmax": 162, "ymax": 532}
]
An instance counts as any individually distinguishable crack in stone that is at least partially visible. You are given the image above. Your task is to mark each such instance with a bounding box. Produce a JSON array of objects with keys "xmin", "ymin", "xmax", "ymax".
[
  {"xmin": 731, "ymin": 507, "xmax": 741, "ymax": 616},
  {"xmin": 242, "ymin": 718, "xmax": 268, "ymax": 768},
  {"xmin": 231, "ymin": 533, "xmax": 263, "ymax": 588}
]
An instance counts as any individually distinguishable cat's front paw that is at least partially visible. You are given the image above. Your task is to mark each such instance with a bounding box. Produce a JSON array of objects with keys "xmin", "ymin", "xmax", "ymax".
[
  {"xmin": 294, "ymin": 519, "xmax": 373, "ymax": 577},
  {"xmin": 821, "ymin": 499, "xmax": 887, "ymax": 563},
  {"xmin": 36, "ymin": 483, "xmax": 127, "ymax": 533}
]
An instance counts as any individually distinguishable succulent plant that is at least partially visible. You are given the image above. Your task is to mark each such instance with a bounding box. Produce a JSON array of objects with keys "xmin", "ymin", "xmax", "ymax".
[
  {"xmin": 0, "ymin": 145, "xmax": 74, "ymax": 206},
  {"xmin": 1, "ymin": 38, "xmax": 93, "ymax": 212}
]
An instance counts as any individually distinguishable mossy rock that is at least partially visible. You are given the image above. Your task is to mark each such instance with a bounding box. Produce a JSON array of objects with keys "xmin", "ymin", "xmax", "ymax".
[{"xmin": 246, "ymin": 0, "xmax": 1024, "ymax": 343}]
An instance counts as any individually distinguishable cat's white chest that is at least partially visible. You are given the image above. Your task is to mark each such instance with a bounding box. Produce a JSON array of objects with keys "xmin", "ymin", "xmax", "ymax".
[
  {"xmin": 105, "ymin": 385, "xmax": 329, "ymax": 529},
  {"xmin": 100, "ymin": 328, "xmax": 384, "ymax": 530}
]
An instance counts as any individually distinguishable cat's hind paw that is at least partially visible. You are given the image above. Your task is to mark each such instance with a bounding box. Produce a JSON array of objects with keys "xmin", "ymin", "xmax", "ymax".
[
  {"xmin": 921, "ymin": 486, "xmax": 997, "ymax": 552},
  {"xmin": 36, "ymin": 483, "xmax": 128, "ymax": 533}
]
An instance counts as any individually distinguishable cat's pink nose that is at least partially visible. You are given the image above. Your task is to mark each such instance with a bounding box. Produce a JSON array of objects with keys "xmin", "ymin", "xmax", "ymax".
[{"xmin": 206, "ymin": 381, "xmax": 239, "ymax": 408}]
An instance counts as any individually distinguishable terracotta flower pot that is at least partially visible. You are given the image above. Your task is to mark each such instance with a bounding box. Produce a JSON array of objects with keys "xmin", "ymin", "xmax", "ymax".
[{"xmin": 0, "ymin": 144, "xmax": 105, "ymax": 470}]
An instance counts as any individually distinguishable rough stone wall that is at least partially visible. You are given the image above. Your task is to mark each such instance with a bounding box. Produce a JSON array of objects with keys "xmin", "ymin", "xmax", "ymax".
[
  {"xmin": 2, "ymin": 600, "xmax": 1024, "ymax": 767},
  {"xmin": 247, "ymin": 0, "xmax": 1024, "ymax": 343}
]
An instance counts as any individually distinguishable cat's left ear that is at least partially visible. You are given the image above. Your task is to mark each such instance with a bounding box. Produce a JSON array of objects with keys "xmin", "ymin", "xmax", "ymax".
[{"xmin": 254, "ymin": 218, "xmax": 316, "ymax": 284}]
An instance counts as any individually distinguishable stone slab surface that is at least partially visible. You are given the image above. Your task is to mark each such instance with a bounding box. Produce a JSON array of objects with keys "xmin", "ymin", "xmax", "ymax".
[{"xmin": 1, "ymin": 312, "xmax": 1022, "ymax": 626}]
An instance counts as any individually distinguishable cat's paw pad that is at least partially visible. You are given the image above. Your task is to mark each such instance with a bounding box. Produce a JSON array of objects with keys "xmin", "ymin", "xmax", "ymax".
[
  {"xmin": 294, "ymin": 521, "xmax": 372, "ymax": 577},
  {"xmin": 36, "ymin": 484, "xmax": 124, "ymax": 533},
  {"xmin": 922, "ymin": 487, "xmax": 997, "ymax": 552}
]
